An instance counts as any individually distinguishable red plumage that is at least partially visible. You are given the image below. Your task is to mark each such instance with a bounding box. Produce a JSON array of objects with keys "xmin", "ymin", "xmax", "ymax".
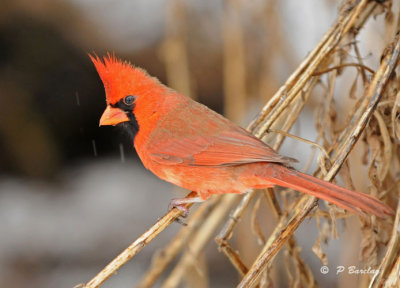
[{"xmin": 92, "ymin": 54, "xmax": 393, "ymax": 218}]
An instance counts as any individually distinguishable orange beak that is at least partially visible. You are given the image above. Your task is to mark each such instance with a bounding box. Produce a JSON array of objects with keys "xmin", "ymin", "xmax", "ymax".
[{"xmin": 99, "ymin": 105, "xmax": 130, "ymax": 126}]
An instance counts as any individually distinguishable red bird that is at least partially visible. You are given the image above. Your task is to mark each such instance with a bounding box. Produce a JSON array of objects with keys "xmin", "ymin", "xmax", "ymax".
[{"xmin": 91, "ymin": 54, "xmax": 393, "ymax": 217}]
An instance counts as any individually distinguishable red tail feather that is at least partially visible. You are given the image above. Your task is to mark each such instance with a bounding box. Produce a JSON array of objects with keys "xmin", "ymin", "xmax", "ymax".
[{"xmin": 268, "ymin": 166, "xmax": 393, "ymax": 218}]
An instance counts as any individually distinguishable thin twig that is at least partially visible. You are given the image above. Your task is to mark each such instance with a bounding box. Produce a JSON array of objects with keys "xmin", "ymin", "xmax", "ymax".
[
  {"xmin": 267, "ymin": 128, "xmax": 330, "ymax": 160},
  {"xmin": 312, "ymin": 62, "xmax": 375, "ymax": 76},
  {"xmin": 352, "ymin": 41, "xmax": 369, "ymax": 84},
  {"xmin": 217, "ymin": 237, "xmax": 249, "ymax": 277}
]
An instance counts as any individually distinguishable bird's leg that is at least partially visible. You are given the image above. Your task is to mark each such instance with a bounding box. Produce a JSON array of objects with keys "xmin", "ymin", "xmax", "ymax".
[{"xmin": 168, "ymin": 196, "xmax": 205, "ymax": 217}]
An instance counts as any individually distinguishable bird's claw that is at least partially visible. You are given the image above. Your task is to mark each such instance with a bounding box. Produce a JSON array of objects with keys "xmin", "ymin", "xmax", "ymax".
[
  {"xmin": 168, "ymin": 196, "xmax": 204, "ymax": 223},
  {"xmin": 168, "ymin": 200, "xmax": 189, "ymax": 225},
  {"xmin": 168, "ymin": 201, "xmax": 189, "ymax": 218}
]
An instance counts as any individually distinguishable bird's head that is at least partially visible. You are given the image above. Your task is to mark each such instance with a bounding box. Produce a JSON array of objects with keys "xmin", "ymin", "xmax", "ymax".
[{"xmin": 90, "ymin": 53, "xmax": 166, "ymax": 138}]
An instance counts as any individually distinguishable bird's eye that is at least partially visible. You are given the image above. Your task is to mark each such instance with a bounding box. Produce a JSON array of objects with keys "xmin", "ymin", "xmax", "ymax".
[{"xmin": 123, "ymin": 95, "xmax": 136, "ymax": 105}]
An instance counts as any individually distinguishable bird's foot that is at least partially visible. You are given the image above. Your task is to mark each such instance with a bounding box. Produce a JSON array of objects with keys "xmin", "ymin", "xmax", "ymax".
[{"xmin": 168, "ymin": 196, "xmax": 204, "ymax": 218}]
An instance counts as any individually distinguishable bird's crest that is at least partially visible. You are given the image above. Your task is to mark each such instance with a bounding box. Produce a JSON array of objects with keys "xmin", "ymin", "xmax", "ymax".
[{"xmin": 90, "ymin": 53, "xmax": 154, "ymax": 104}]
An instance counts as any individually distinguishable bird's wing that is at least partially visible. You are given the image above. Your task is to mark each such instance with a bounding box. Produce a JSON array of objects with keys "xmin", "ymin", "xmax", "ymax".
[{"xmin": 149, "ymin": 128, "xmax": 295, "ymax": 167}]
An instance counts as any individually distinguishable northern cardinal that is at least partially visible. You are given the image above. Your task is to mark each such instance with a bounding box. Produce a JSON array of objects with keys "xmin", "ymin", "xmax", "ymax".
[{"xmin": 91, "ymin": 54, "xmax": 393, "ymax": 217}]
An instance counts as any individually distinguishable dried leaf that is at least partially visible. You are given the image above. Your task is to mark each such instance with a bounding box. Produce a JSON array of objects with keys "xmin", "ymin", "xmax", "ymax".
[
  {"xmin": 284, "ymin": 250, "xmax": 294, "ymax": 287},
  {"xmin": 392, "ymin": 90, "xmax": 400, "ymax": 143},
  {"xmin": 374, "ymin": 110, "xmax": 392, "ymax": 182},
  {"xmin": 360, "ymin": 217, "xmax": 378, "ymax": 267},
  {"xmin": 349, "ymin": 74, "xmax": 359, "ymax": 99},
  {"xmin": 312, "ymin": 217, "xmax": 329, "ymax": 265}
]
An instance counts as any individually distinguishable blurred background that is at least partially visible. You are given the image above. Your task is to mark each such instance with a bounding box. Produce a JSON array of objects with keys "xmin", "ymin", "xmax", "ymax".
[{"xmin": 0, "ymin": 0, "xmax": 396, "ymax": 287}]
